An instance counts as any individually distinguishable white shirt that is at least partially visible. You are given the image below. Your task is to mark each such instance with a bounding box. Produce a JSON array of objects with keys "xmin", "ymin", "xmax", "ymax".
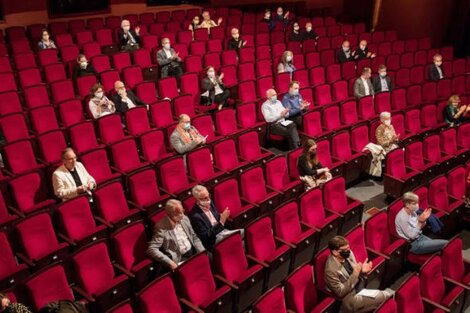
[
  {"xmin": 261, "ymin": 99, "xmax": 288, "ymax": 123},
  {"xmin": 173, "ymin": 223, "xmax": 192, "ymax": 255},
  {"xmin": 395, "ymin": 208, "xmax": 421, "ymax": 241},
  {"xmin": 124, "ymin": 97, "xmax": 136, "ymax": 109},
  {"xmin": 380, "ymin": 76, "xmax": 389, "ymax": 91},
  {"xmin": 361, "ymin": 77, "xmax": 370, "ymax": 96},
  {"xmin": 164, "ymin": 48, "xmax": 172, "ymax": 59},
  {"xmin": 201, "ymin": 206, "xmax": 218, "ymax": 226},
  {"xmin": 436, "ymin": 66, "xmax": 444, "ymax": 79}
]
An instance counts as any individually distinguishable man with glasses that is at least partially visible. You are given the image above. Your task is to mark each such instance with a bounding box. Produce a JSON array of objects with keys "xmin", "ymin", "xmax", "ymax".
[
  {"xmin": 324, "ymin": 236, "xmax": 392, "ymax": 313},
  {"xmin": 147, "ymin": 199, "xmax": 205, "ymax": 271}
]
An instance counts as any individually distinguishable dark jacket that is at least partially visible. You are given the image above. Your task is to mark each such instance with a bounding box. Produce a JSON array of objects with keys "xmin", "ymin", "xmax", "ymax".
[
  {"xmin": 371, "ymin": 75, "xmax": 393, "ymax": 93},
  {"xmin": 337, "ymin": 49, "xmax": 353, "ymax": 63},
  {"xmin": 353, "ymin": 47, "xmax": 370, "ymax": 60},
  {"xmin": 201, "ymin": 77, "xmax": 227, "ymax": 104},
  {"xmin": 118, "ymin": 29, "xmax": 140, "ymax": 48},
  {"xmin": 289, "ymin": 31, "xmax": 303, "ymax": 42},
  {"xmin": 39, "ymin": 300, "xmax": 88, "ymax": 313},
  {"xmin": 428, "ymin": 64, "xmax": 444, "ymax": 81},
  {"xmin": 261, "ymin": 17, "xmax": 275, "ymax": 31},
  {"xmin": 302, "ymin": 30, "xmax": 318, "ymax": 41},
  {"xmin": 189, "ymin": 203, "xmax": 224, "ymax": 250},
  {"xmin": 297, "ymin": 153, "xmax": 324, "ymax": 177},
  {"xmin": 227, "ymin": 37, "xmax": 244, "ymax": 51},
  {"xmin": 111, "ymin": 90, "xmax": 146, "ymax": 113},
  {"xmin": 72, "ymin": 64, "xmax": 97, "ymax": 80}
]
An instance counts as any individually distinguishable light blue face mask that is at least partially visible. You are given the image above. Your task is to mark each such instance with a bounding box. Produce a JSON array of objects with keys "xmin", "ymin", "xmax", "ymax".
[
  {"xmin": 183, "ymin": 122, "xmax": 191, "ymax": 130},
  {"xmin": 292, "ymin": 89, "xmax": 299, "ymax": 96},
  {"xmin": 270, "ymin": 96, "xmax": 277, "ymax": 103}
]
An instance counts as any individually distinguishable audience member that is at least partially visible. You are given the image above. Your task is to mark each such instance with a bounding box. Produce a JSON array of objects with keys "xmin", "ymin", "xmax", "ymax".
[
  {"xmin": 324, "ymin": 236, "xmax": 392, "ymax": 313},
  {"xmin": 88, "ymin": 83, "xmax": 116, "ymax": 119},
  {"xmin": 199, "ymin": 10, "xmax": 222, "ymax": 29},
  {"xmin": 38, "ymin": 300, "xmax": 88, "ymax": 313},
  {"xmin": 38, "ymin": 29, "xmax": 56, "ymax": 50},
  {"xmin": 156, "ymin": 37, "xmax": 183, "ymax": 79},
  {"xmin": 395, "ymin": 192, "xmax": 448, "ymax": 254},
  {"xmin": 354, "ymin": 67, "xmax": 374, "ymax": 99},
  {"xmin": 227, "ymin": 28, "xmax": 246, "ymax": 51},
  {"xmin": 375, "ymin": 112, "xmax": 399, "ymax": 153},
  {"xmin": 261, "ymin": 9, "xmax": 275, "ymax": 31},
  {"xmin": 289, "ymin": 22, "xmax": 303, "ymax": 42},
  {"xmin": 371, "ymin": 64, "xmax": 392, "ymax": 93},
  {"xmin": 188, "ymin": 15, "xmax": 201, "ymax": 31},
  {"xmin": 111, "ymin": 80, "xmax": 147, "ymax": 114},
  {"xmin": 147, "ymin": 199, "xmax": 205, "ymax": 270},
  {"xmin": 72, "ymin": 54, "xmax": 97, "ymax": 79},
  {"xmin": 428, "ymin": 53, "xmax": 445, "ymax": 81},
  {"xmin": 52, "ymin": 148, "xmax": 96, "ymax": 202},
  {"xmin": 302, "ymin": 22, "xmax": 318, "ymax": 40},
  {"xmin": 277, "ymin": 50, "xmax": 296, "ymax": 74},
  {"xmin": 261, "ymin": 89, "xmax": 300, "ymax": 150},
  {"xmin": 297, "ymin": 139, "xmax": 332, "ymax": 190},
  {"xmin": 200, "ymin": 66, "xmax": 230, "ymax": 110},
  {"xmin": 274, "ymin": 6, "xmax": 290, "ymax": 27},
  {"xmin": 0, "ymin": 293, "xmax": 32, "ymax": 313},
  {"xmin": 170, "ymin": 114, "xmax": 206, "ymax": 154},
  {"xmin": 443, "ymin": 94, "xmax": 468, "ymax": 126},
  {"xmin": 337, "ymin": 40, "xmax": 353, "ymax": 63},
  {"xmin": 353, "ymin": 40, "xmax": 376, "ymax": 60},
  {"xmin": 189, "ymin": 185, "xmax": 242, "ymax": 251},
  {"xmin": 118, "ymin": 19, "xmax": 140, "ymax": 51},
  {"xmin": 281, "ymin": 81, "xmax": 309, "ymax": 128}
]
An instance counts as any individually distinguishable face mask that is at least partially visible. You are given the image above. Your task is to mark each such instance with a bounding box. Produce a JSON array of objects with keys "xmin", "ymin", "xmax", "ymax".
[
  {"xmin": 233, "ymin": 34, "xmax": 239, "ymax": 39},
  {"xmin": 270, "ymin": 95, "xmax": 277, "ymax": 103},
  {"xmin": 292, "ymin": 89, "xmax": 299, "ymax": 96},
  {"xmin": 208, "ymin": 71, "xmax": 215, "ymax": 78},
  {"xmin": 384, "ymin": 120, "xmax": 391, "ymax": 126},
  {"xmin": 339, "ymin": 250, "xmax": 351, "ymax": 259},
  {"xmin": 306, "ymin": 27, "xmax": 312, "ymax": 32},
  {"xmin": 360, "ymin": 45, "xmax": 366, "ymax": 50},
  {"xmin": 343, "ymin": 47, "xmax": 349, "ymax": 52},
  {"xmin": 183, "ymin": 122, "xmax": 191, "ymax": 130},
  {"xmin": 278, "ymin": 11, "xmax": 283, "ymax": 16},
  {"xmin": 123, "ymin": 26, "xmax": 130, "ymax": 31},
  {"xmin": 80, "ymin": 61, "xmax": 87, "ymax": 68},
  {"xmin": 95, "ymin": 92, "xmax": 103, "ymax": 99},
  {"xmin": 199, "ymin": 199, "xmax": 211, "ymax": 208},
  {"xmin": 266, "ymin": 14, "xmax": 271, "ymax": 19},
  {"xmin": 43, "ymin": 35, "xmax": 49, "ymax": 41},
  {"xmin": 163, "ymin": 43, "xmax": 170, "ymax": 50},
  {"xmin": 435, "ymin": 61, "xmax": 442, "ymax": 66},
  {"xmin": 379, "ymin": 71, "xmax": 387, "ymax": 77},
  {"xmin": 286, "ymin": 55, "xmax": 292, "ymax": 62},
  {"xmin": 294, "ymin": 27, "xmax": 299, "ymax": 32},
  {"xmin": 410, "ymin": 203, "xmax": 419, "ymax": 213}
]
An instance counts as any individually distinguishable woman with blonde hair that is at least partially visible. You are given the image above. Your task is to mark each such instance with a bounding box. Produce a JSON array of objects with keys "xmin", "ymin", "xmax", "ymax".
[
  {"xmin": 277, "ymin": 50, "xmax": 296, "ymax": 74},
  {"xmin": 444, "ymin": 94, "xmax": 468, "ymax": 126},
  {"xmin": 88, "ymin": 83, "xmax": 116, "ymax": 119},
  {"xmin": 297, "ymin": 139, "xmax": 332, "ymax": 190}
]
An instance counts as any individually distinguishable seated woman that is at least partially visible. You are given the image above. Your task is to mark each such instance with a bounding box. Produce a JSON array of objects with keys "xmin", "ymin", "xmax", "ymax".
[
  {"xmin": 200, "ymin": 66, "xmax": 230, "ymax": 110},
  {"xmin": 277, "ymin": 50, "xmax": 296, "ymax": 74},
  {"xmin": 188, "ymin": 15, "xmax": 201, "ymax": 31},
  {"xmin": 443, "ymin": 94, "xmax": 469, "ymax": 126},
  {"xmin": 375, "ymin": 111, "xmax": 399, "ymax": 153},
  {"xmin": 38, "ymin": 29, "xmax": 57, "ymax": 50},
  {"xmin": 88, "ymin": 83, "xmax": 116, "ymax": 119},
  {"xmin": 297, "ymin": 139, "xmax": 332, "ymax": 191},
  {"xmin": 72, "ymin": 54, "xmax": 98, "ymax": 79}
]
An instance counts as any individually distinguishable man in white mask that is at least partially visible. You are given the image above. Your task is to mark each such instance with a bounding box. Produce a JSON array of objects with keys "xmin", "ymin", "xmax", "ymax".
[
  {"xmin": 189, "ymin": 185, "xmax": 243, "ymax": 251},
  {"xmin": 428, "ymin": 53, "xmax": 445, "ymax": 81},
  {"xmin": 395, "ymin": 192, "xmax": 448, "ymax": 254},
  {"xmin": 118, "ymin": 19, "xmax": 140, "ymax": 51},
  {"xmin": 170, "ymin": 114, "xmax": 206, "ymax": 154},
  {"xmin": 371, "ymin": 64, "xmax": 392, "ymax": 93},
  {"xmin": 156, "ymin": 37, "xmax": 183, "ymax": 78},
  {"xmin": 353, "ymin": 39, "xmax": 376, "ymax": 60},
  {"xmin": 302, "ymin": 22, "xmax": 319, "ymax": 41},
  {"xmin": 72, "ymin": 54, "xmax": 97, "ymax": 79},
  {"xmin": 337, "ymin": 40, "xmax": 353, "ymax": 63}
]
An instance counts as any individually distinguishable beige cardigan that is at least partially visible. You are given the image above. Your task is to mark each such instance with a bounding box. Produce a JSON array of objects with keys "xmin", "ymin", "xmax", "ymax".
[{"xmin": 52, "ymin": 162, "xmax": 96, "ymax": 201}]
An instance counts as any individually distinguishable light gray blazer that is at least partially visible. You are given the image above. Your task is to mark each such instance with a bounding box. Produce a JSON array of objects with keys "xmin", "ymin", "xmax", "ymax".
[
  {"xmin": 147, "ymin": 215, "xmax": 205, "ymax": 268},
  {"xmin": 156, "ymin": 48, "xmax": 179, "ymax": 78},
  {"xmin": 353, "ymin": 77, "xmax": 374, "ymax": 99}
]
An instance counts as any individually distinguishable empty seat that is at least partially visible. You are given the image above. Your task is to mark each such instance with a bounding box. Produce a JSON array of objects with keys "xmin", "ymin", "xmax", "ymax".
[
  {"xmin": 97, "ymin": 113, "xmax": 128, "ymax": 144},
  {"xmin": 0, "ymin": 113, "xmax": 30, "ymax": 143},
  {"xmin": 187, "ymin": 147, "xmax": 226, "ymax": 187},
  {"xmin": 36, "ymin": 130, "xmax": 67, "ymax": 165},
  {"xmin": 384, "ymin": 148, "xmax": 421, "ymax": 199},
  {"xmin": 252, "ymin": 286, "xmax": 288, "ymax": 313},
  {"xmin": 127, "ymin": 167, "xmax": 169, "ymax": 213},
  {"xmin": 80, "ymin": 148, "xmax": 121, "ymax": 185},
  {"xmin": 0, "ymin": 231, "xmax": 28, "ymax": 290},
  {"xmin": 137, "ymin": 273, "xmax": 183, "ymax": 313},
  {"xmin": 265, "ymin": 155, "xmax": 302, "ymax": 202},
  {"xmin": 110, "ymin": 138, "xmax": 150, "ymax": 174},
  {"xmin": 240, "ymin": 166, "xmax": 281, "ymax": 215},
  {"xmin": 68, "ymin": 121, "xmax": 103, "ymax": 154},
  {"xmin": 3, "ymin": 139, "xmax": 44, "ymax": 175},
  {"xmin": 237, "ymin": 131, "xmax": 273, "ymax": 165},
  {"xmin": 157, "ymin": 156, "xmax": 196, "ymax": 198}
]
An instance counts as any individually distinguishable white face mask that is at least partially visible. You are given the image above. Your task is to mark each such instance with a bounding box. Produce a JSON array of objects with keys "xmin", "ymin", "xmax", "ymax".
[
  {"xmin": 294, "ymin": 27, "xmax": 299, "ymax": 32},
  {"xmin": 286, "ymin": 55, "xmax": 292, "ymax": 62},
  {"xmin": 306, "ymin": 27, "xmax": 312, "ymax": 32},
  {"xmin": 95, "ymin": 92, "xmax": 103, "ymax": 99},
  {"xmin": 123, "ymin": 26, "xmax": 130, "ymax": 31},
  {"xmin": 384, "ymin": 119, "xmax": 391, "ymax": 126},
  {"xmin": 163, "ymin": 43, "xmax": 170, "ymax": 50},
  {"xmin": 80, "ymin": 61, "xmax": 87, "ymax": 68},
  {"xmin": 360, "ymin": 45, "xmax": 366, "ymax": 50},
  {"xmin": 435, "ymin": 61, "xmax": 442, "ymax": 66},
  {"xmin": 183, "ymin": 122, "xmax": 191, "ymax": 130},
  {"xmin": 199, "ymin": 199, "xmax": 211, "ymax": 208},
  {"xmin": 270, "ymin": 95, "xmax": 277, "ymax": 103},
  {"xmin": 379, "ymin": 71, "xmax": 387, "ymax": 77},
  {"xmin": 343, "ymin": 47, "xmax": 350, "ymax": 52},
  {"xmin": 410, "ymin": 203, "xmax": 419, "ymax": 213},
  {"xmin": 208, "ymin": 71, "xmax": 215, "ymax": 78}
]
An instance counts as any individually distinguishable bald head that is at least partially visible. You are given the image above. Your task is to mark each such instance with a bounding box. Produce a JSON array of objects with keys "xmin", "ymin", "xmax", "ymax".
[
  {"xmin": 114, "ymin": 80, "xmax": 125, "ymax": 93},
  {"xmin": 266, "ymin": 88, "xmax": 277, "ymax": 98},
  {"xmin": 342, "ymin": 40, "xmax": 350, "ymax": 50},
  {"xmin": 231, "ymin": 28, "xmax": 240, "ymax": 39}
]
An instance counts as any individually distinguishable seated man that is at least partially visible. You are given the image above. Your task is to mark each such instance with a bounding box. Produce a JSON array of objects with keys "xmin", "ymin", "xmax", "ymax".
[
  {"xmin": 302, "ymin": 22, "xmax": 319, "ymax": 41},
  {"xmin": 325, "ymin": 236, "xmax": 392, "ymax": 313},
  {"xmin": 189, "ymin": 185, "xmax": 242, "ymax": 251},
  {"xmin": 354, "ymin": 67, "xmax": 374, "ymax": 99},
  {"xmin": 371, "ymin": 64, "xmax": 392, "ymax": 93},
  {"xmin": 147, "ymin": 199, "xmax": 205, "ymax": 270},
  {"xmin": 337, "ymin": 40, "xmax": 353, "ymax": 63},
  {"xmin": 72, "ymin": 54, "xmax": 97, "ymax": 79},
  {"xmin": 288, "ymin": 22, "xmax": 303, "ymax": 42},
  {"xmin": 199, "ymin": 10, "xmax": 222, "ymax": 29},
  {"xmin": 118, "ymin": 19, "xmax": 140, "ymax": 51},
  {"xmin": 281, "ymin": 81, "xmax": 310, "ymax": 128},
  {"xmin": 395, "ymin": 192, "xmax": 448, "ymax": 254},
  {"xmin": 170, "ymin": 114, "xmax": 206, "ymax": 154},
  {"xmin": 156, "ymin": 37, "xmax": 183, "ymax": 79},
  {"xmin": 274, "ymin": 6, "xmax": 290, "ymax": 28},
  {"xmin": 52, "ymin": 148, "xmax": 96, "ymax": 202},
  {"xmin": 262, "ymin": 88, "xmax": 300, "ymax": 150},
  {"xmin": 428, "ymin": 53, "xmax": 445, "ymax": 81},
  {"xmin": 227, "ymin": 28, "xmax": 246, "ymax": 51},
  {"xmin": 111, "ymin": 80, "xmax": 147, "ymax": 114},
  {"xmin": 353, "ymin": 40, "xmax": 376, "ymax": 60}
]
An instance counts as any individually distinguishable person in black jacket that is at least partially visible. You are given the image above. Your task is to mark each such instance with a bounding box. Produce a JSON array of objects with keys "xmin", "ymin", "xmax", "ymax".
[
  {"xmin": 428, "ymin": 53, "xmax": 445, "ymax": 81},
  {"xmin": 227, "ymin": 28, "xmax": 246, "ymax": 51},
  {"xmin": 372, "ymin": 64, "xmax": 392, "ymax": 93},
  {"xmin": 111, "ymin": 80, "xmax": 147, "ymax": 114},
  {"xmin": 72, "ymin": 54, "xmax": 97, "ymax": 80},
  {"xmin": 353, "ymin": 40, "xmax": 376, "ymax": 60},
  {"xmin": 289, "ymin": 22, "xmax": 303, "ymax": 42},
  {"xmin": 118, "ymin": 19, "xmax": 140, "ymax": 52},
  {"xmin": 337, "ymin": 40, "xmax": 353, "ymax": 63},
  {"xmin": 200, "ymin": 66, "xmax": 230, "ymax": 110},
  {"xmin": 297, "ymin": 139, "xmax": 332, "ymax": 191},
  {"xmin": 188, "ymin": 185, "xmax": 232, "ymax": 251},
  {"xmin": 261, "ymin": 9, "xmax": 275, "ymax": 31},
  {"xmin": 302, "ymin": 22, "xmax": 319, "ymax": 41}
]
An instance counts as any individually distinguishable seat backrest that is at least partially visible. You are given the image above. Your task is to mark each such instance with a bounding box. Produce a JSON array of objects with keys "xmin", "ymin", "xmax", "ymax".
[
  {"xmin": 273, "ymin": 201, "xmax": 302, "ymax": 242},
  {"xmin": 428, "ymin": 176, "xmax": 449, "ymax": 210},
  {"xmin": 187, "ymin": 147, "xmax": 215, "ymax": 182},
  {"xmin": 111, "ymin": 221, "xmax": 148, "ymax": 270},
  {"xmin": 387, "ymin": 199, "xmax": 403, "ymax": 238},
  {"xmin": 344, "ymin": 226, "xmax": 368, "ymax": 263},
  {"xmin": 58, "ymin": 99, "xmax": 85, "ymax": 127},
  {"xmin": 265, "ymin": 156, "xmax": 290, "ymax": 189},
  {"xmin": 253, "ymin": 286, "xmax": 287, "ymax": 313},
  {"xmin": 10, "ymin": 172, "xmax": 51, "ymax": 214},
  {"xmin": 240, "ymin": 167, "xmax": 268, "ymax": 203},
  {"xmin": 0, "ymin": 232, "xmax": 22, "ymax": 281},
  {"xmin": 299, "ymin": 188, "xmax": 327, "ymax": 228},
  {"xmin": 30, "ymin": 106, "xmax": 59, "ymax": 135},
  {"xmin": 128, "ymin": 168, "xmax": 162, "ymax": 208},
  {"xmin": 313, "ymin": 247, "xmax": 330, "ymax": 292},
  {"xmin": 111, "ymin": 138, "xmax": 142, "ymax": 172},
  {"xmin": 285, "ymin": 264, "xmax": 319, "ymax": 313},
  {"xmin": 213, "ymin": 233, "xmax": 249, "ymax": 282},
  {"xmin": 385, "ymin": 149, "xmax": 406, "ymax": 179},
  {"xmin": 441, "ymin": 237, "xmax": 464, "ymax": 282},
  {"xmin": 331, "ymin": 131, "xmax": 352, "ymax": 161},
  {"xmin": 137, "ymin": 274, "xmax": 182, "ymax": 313},
  {"xmin": 37, "ymin": 130, "xmax": 67, "ymax": 164},
  {"xmin": 364, "ymin": 211, "xmax": 391, "ymax": 254},
  {"xmin": 447, "ymin": 166, "xmax": 466, "ymax": 199},
  {"xmin": 238, "ymin": 131, "xmax": 262, "ymax": 161},
  {"xmin": 69, "ymin": 121, "xmax": 100, "ymax": 154},
  {"xmin": 98, "ymin": 114, "xmax": 126, "ymax": 144},
  {"xmin": 4, "ymin": 139, "xmax": 38, "ymax": 174},
  {"xmin": 323, "ymin": 177, "xmax": 348, "ymax": 214},
  {"xmin": 246, "ymin": 216, "xmax": 277, "ymax": 262},
  {"xmin": 440, "ymin": 128, "xmax": 458, "ymax": 156},
  {"xmin": 419, "ymin": 255, "xmax": 445, "ymax": 303},
  {"xmin": 215, "ymin": 108, "xmax": 238, "ymax": 135},
  {"xmin": 126, "ymin": 107, "xmax": 150, "ymax": 136},
  {"xmin": 149, "ymin": 100, "xmax": 174, "ymax": 128},
  {"xmin": 158, "ymin": 157, "xmax": 190, "ymax": 194},
  {"xmin": 404, "ymin": 142, "xmax": 424, "ymax": 170},
  {"xmin": 72, "ymin": 242, "xmax": 116, "ymax": 295},
  {"xmin": 94, "ymin": 181, "xmax": 130, "ymax": 223},
  {"xmin": 56, "ymin": 195, "xmax": 97, "ymax": 242}
]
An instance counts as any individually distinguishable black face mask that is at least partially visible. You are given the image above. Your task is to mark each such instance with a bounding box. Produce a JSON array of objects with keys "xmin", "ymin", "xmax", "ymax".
[{"xmin": 339, "ymin": 250, "xmax": 351, "ymax": 259}]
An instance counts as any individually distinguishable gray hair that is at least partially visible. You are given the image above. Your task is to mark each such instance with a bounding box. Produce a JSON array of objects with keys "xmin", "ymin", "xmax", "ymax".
[
  {"xmin": 165, "ymin": 199, "xmax": 182, "ymax": 213},
  {"xmin": 192, "ymin": 185, "xmax": 208, "ymax": 199},
  {"xmin": 380, "ymin": 111, "xmax": 391, "ymax": 122},
  {"xmin": 61, "ymin": 147, "xmax": 74, "ymax": 160},
  {"xmin": 402, "ymin": 192, "xmax": 419, "ymax": 204}
]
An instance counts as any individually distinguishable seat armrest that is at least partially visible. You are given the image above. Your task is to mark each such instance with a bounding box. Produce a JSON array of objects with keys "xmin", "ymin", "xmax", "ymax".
[
  {"xmin": 422, "ymin": 297, "xmax": 451, "ymax": 312},
  {"xmin": 247, "ymin": 254, "xmax": 269, "ymax": 268},
  {"xmin": 443, "ymin": 276, "xmax": 470, "ymax": 290},
  {"xmin": 113, "ymin": 263, "xmax": 135, "ymax": 278},
  {"xmin": 300, "ymin": 221, "xmax": 319, "ymax": 232},
  {"xmin": 72, "ymin": 286, "xmax": 95, "ymax": 302},
  {"xmin": 240, "ymin": 196, "xmax": 259, "ymax": 207},
  {"xmin": 8, "ymin": 206, "xmax": 25, "ymax": 218},
  {"xmin": 266, "ymin": 185, "xmax": 282, "ymax": 194},
  {"xmin": 366, "ymin": 247, "xmax": 389, "ymax": 260},
  {"xmin": 94, "ymin": 215, "xmax": 113, "ymax": 228},
  {"xmin": 159, "ymin": 187, "xmax": 177, "ymax": 198},
  {"xmin": 57, "ymin": 233, "xmax": 77, "ymax": 246},
  {"xmin": 275, "ymin": 236, "xmax": 295, "ymax": 248},
  {"xmin": 214, "ymin": 274, "xmax": 238, "ymax": 290},
  {"xmin": 16, "ymin": 253, "xmax": 34, "ymax": 267},
  {"xmin": 179, "ymin": 298, "xmax": 204, "ymax": 313}
]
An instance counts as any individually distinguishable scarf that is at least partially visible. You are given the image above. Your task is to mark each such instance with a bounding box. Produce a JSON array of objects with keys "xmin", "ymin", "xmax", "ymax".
[{"xmin": 176, "ymin": 125, "xmax": 199, "ymax": 144}]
